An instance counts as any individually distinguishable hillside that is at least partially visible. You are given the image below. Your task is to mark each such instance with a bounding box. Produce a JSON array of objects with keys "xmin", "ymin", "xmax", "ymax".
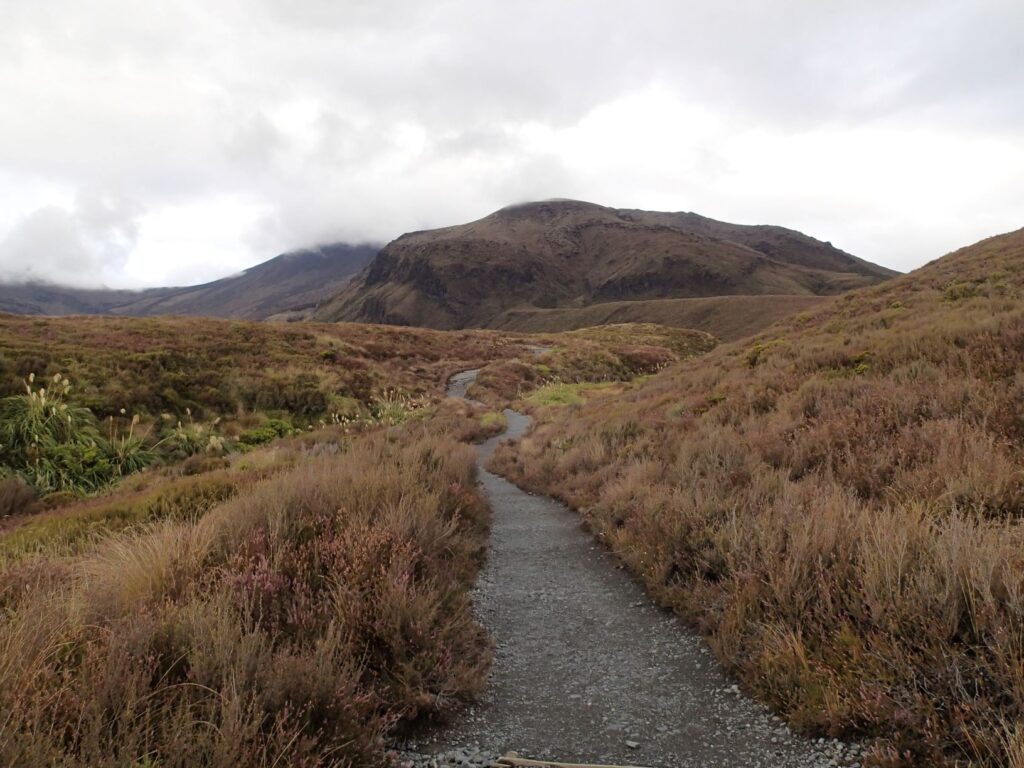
[
  {"xmin": 316, "ymin": 200, "xmax": 896, "ymax": 330},
  {"xmin": 0, "ymin": 242, "xmax": 377, "ymax": 320},
  {"xmin": 0, "ymin": 314, "xmax": 526, "ymax": 422},
  {"xmin": 493, "ymin": 294, "xmax": 828, "ymax": 341},
  {"xmin": 0, "ymin": 284, "xmax": 150, "ymax": 316},
  {"xmin": 486, "ymin": 227, "xmax": 1024, "ymax": 765}
]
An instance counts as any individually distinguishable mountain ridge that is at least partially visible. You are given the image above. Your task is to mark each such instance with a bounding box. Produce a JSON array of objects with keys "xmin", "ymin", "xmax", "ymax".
[
  {"xmin": 0, "ymin": 242, "xmax": 378, "ymax": 320},
  {"xmin": 315, "ymin": 199, "xmax": 897, "ymax": 329}
]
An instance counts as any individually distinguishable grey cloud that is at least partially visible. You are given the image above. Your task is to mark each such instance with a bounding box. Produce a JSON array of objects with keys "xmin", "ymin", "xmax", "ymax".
[
  {"xmin": 0, "ymin": 192, "xmax": 140, "ymax": 286},
  {"xmin": 0, "ymin": 0, "xmax": 1021, "ymax": 285}
]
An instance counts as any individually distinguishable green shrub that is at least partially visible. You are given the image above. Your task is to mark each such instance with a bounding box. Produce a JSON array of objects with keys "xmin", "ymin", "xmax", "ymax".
[
  {"xmin": 370, "ymin": 389, "xmax": 424, "ymax": 426},
  {"xmin": 0, "ymin": 375, "xmax": 156, "ymax": 494},
  {"xmin": 239, "ymin": 418, "xmax": 295, "ymax": 446}
]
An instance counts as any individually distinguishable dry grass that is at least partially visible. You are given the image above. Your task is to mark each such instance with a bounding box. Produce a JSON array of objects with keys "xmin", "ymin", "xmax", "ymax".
[
  {"xmin": 0, "ymin": 414, "xmax": 491, "ymax": 766},
  {"xmin": 0, "ymin": 476, "xmax": 37, "ymax": 520},
  {"xmin": 0, "ymin": 315, "xmax": 536, "ymax": 421},
  {"xmin": 491, "ymin": 228, "xmax": 1024, "ymax": 766},
  {"xmin": 469, "ymin": 323, "xmax": 716, "ymax": 408},
  {"xmin": 494, "ymin": 294, "xmax": 829, "ymax": 341}
]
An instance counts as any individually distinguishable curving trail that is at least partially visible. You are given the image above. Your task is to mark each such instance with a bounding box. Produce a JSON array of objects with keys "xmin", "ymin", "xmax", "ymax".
[{"xmin": 398, "ymin": 372, "xmax": 859, "ymax": 768}]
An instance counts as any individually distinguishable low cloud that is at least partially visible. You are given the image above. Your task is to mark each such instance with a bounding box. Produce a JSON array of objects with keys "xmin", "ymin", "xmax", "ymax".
[
  {"xmin": 0, "ymin": 0, "xmax": 1021, "ymax": 286},
  {"xmin": 0, "ymin": 192, "xmax": 140, "ymax": 287}
]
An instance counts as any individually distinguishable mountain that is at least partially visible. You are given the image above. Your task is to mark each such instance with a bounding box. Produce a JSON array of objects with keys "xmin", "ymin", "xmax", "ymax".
[
  {"xmin": 315, "ymin": 200, "xmax": 897, "ymax": 330},
  {"xmin": 0, "ymin": 284, "xmax": 153, "ymax": 317},
  {"xmin": 0, "ymin": 243, "xmax": 377, "ymax": 320}
]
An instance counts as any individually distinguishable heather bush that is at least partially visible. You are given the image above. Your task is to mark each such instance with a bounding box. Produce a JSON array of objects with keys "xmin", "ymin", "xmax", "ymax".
[{"xmin": 0, "ymin": 429, "xmax": 490, "ymax": 766}]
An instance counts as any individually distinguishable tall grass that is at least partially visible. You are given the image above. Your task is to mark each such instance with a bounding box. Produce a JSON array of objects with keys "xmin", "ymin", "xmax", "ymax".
[
  {"xmin": 0, "ymin": 427, "xmax": 490, "ymax": 766},
  {"xmin": 491, "ymin": 228, "xmax": 1024, "ymax": 766}
]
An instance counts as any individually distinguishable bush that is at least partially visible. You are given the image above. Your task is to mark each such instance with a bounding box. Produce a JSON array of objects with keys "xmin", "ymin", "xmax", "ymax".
[
  {"xmin": 0, "ymin": 374, "xmax": 105, "ymax": 493},
  {"xmin": 239, "ymin": 418, "xmax": 295, "ymax": 447},
  {"xmin": 239, "ymin": 373, "xmax": 329, "ymax": 415},
  {"xmin": 0, "ymin": 430, "xmax": 491, "ymax": 766},
  {"xmin": 0, "ymin": 375, "xmax": 157, "ymax": 495},
  {"xmin": 0, "ymin": 475, "xmax": 37, "ymax": 519}
]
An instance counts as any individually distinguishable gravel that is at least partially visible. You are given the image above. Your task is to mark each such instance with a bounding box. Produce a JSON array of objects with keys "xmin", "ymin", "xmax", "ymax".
[{"xmin": 394, "ymin": 374, "xmax": 863, "ymax": 768}]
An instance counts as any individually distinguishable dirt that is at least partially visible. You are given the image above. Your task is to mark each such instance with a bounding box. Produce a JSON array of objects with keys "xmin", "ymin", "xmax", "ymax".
[{"xmin": 394, "ymin": 373, "xmax": 861, "ymax": 768}]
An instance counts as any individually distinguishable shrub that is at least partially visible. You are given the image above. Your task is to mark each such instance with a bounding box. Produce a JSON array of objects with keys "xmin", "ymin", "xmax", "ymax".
[
  {"xmin": 370, "ymin": 389, "xmax": 425, "ymax": 426},
  {"xmin": 0, "ymin": 429, "xmax": 491, "ymax": 766},
  {"xmin": 0, "ymin": 475, "xmax": 37, "ymax": 519},
  {"xmin": 238, "ymin": 418, "xmax": 296, "ymax": 447}
]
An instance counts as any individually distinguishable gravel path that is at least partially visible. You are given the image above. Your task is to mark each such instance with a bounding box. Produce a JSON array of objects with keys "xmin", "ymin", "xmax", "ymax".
[{"xmin": 395, "ymin": 373, "xmax": 861, "ymax": 768}]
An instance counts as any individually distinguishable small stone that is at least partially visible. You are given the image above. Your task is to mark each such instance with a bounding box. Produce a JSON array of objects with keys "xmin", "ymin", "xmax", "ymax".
[{"xmin": 625, "ymin": 740, "xmax": 640, "ymax": 749}]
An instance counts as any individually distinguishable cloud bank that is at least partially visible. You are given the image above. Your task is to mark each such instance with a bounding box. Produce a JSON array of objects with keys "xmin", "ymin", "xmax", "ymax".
[{"xmin": 0, "ymin": 0, "xmax": 1021, "ymax": 286}]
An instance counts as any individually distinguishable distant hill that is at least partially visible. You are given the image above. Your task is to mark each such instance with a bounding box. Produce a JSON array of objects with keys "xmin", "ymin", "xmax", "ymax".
[
  {"xmin": 0, "ymin": 243, "xmax": 377, "ymax": 319},
  {"xmin": 315, "ymin": 200, "xmax": 897, "ymax": 331}
]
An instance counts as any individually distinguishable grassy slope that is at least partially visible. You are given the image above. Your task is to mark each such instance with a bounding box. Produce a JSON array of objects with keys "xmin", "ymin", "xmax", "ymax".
[
  {"xmin": 490, "ymin": 228, "xmax": 1024, "ymax": 766},
  {"xmin": 0, "ymin": 315, "xmax": 534, "ymax": 421},
  {"xmin": 493, "ymin": 294, "xmax": 829, "ymax": 341}
]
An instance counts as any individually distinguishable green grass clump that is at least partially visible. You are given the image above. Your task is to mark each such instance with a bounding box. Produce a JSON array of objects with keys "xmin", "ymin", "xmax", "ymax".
[
  {"xmin": 238, "ymin": 418, "xmax": 295, "ymax": 447},
  {"xmin": 478, "ymin": 411, "xmax": 507, "ymax": 431},
  {"xmin": 523, "ymin": 383, "xmax": 585, "ymax": 407},
  {"xmin": 0, "ymin": 374, "xmax": 153, "ymax": 495}
]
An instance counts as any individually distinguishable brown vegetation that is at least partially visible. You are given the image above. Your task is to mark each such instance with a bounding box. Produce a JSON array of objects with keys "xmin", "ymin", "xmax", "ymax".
[
  {"xmin": 493, "ymin": 294, "xmax": 829, "ymax": 341},
  {"xmin": 0, "ymin": 415, "xmax": 492, "ymax": 766},
  {"xmin": 0, "ymin": 314, "xmax": 534, "ymax": 421},
  {"xmin": 0, "ymin": 476, "xmax": 37, "ymax": 521},
  {"xmin": 468, "ymin": 324, "xmax": 716, "ymax": 408},
  {"xmin": 490, "ymin": 228, "xmax": 1024, "ymax": 766}
]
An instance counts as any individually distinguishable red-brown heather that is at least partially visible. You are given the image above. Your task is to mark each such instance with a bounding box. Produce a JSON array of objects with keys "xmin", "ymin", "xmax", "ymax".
[
  {"xmin": 0, "ymin": 315, "xmax": 536, "ymax": 419},
  {"xmin": 0, "ymin": 418, "xmax": 492, "ymax": 767},
  {"xmin": 2, "ymin": 226, "xmax": 1023, "ymax": 766},
  {"xmin": 489, "ymin": 228, "xmax": 1024, "ymax": 766},
  {"xmin": 0, "ymin": 312, "xmax": 708, "ymax": 765}
]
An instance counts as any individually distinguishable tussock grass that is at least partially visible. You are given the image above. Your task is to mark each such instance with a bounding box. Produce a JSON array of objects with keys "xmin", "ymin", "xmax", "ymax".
[
  {"xmin": 491, "ymin": 228, "xmax": 1024, "ymax": 766},
  {"xmin": 0, "ymin": 422, "xmax": 491, "ymax": 766}
]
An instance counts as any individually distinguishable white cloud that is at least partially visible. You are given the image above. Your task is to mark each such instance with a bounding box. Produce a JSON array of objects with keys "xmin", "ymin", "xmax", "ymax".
[
  {"xmin": 0, "ymin": 190, "xmax": 140, "ymax": 286},
  {"xmin": 0, "ymin": 0, "xmax": 1021, "ymax": 286}
]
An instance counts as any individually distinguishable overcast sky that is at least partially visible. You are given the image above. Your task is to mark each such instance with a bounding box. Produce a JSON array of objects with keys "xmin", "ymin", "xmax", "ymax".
[{"xmin": 0, "ymin": 0, "xmax": 1021, "ymax": 288}]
